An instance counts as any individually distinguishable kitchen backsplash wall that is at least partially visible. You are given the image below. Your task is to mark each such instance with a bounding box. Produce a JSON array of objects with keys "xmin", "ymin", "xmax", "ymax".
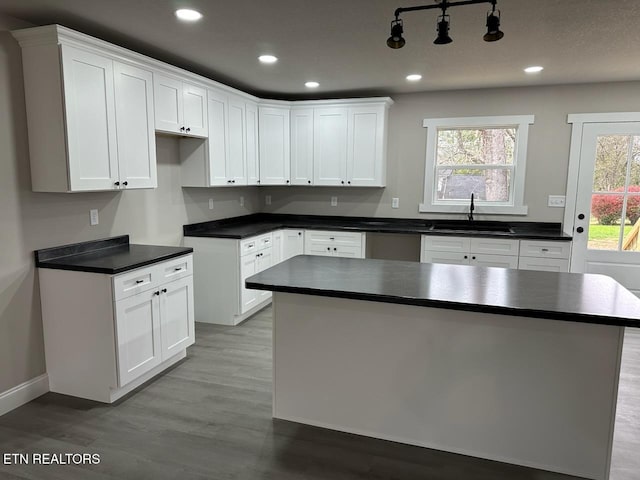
[
  {"xmin": 262, "ymin": 82, "xmax": 640, "ymax": 222},
  {"xmin": 0, "ymin": 15, "xmax": 260, "ymax": 393}
]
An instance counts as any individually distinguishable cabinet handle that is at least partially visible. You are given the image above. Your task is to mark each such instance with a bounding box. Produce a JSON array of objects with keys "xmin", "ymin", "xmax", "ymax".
[
  {"xmin": 161, "ymin": 288, "xmax": 167, "ymax": 293},
  {"xmin": 186, "ymin": 127, "xmax": 191, "ymax": 133},
  {"xmin": 135, "ymin": 280, "xmax": 144, "ymax": 284},
  {"xmin": 541, "ymin": 248, "xmax": 549, "ymax": 252},
  {"xmin": 174, "ymin": 267, "xmax": 183, "ymax": 271},
  {"xmin": 154, "ymin": 291, "xmax": 160, "ymax": 296},
  {"xmin": 114, "ymin": 181, "xmax": 120, "ymax": 186},
  {"xmin": 180, "ymin": 126, "xmax": 185, "ymax": 132},
  {"xmin": 329, "ymin": 237, "xmax": 335, "ymax": 240}
]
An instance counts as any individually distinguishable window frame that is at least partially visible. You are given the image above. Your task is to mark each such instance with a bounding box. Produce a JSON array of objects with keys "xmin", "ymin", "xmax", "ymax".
[{"xmin": 420, "ymin": 115, "xmax": 534, "ymax": 215}]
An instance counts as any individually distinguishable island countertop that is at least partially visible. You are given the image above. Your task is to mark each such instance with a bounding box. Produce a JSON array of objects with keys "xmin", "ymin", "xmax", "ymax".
[{"xmin": 246, "ymin": 255, "xmax": 640, "ymax": 327}]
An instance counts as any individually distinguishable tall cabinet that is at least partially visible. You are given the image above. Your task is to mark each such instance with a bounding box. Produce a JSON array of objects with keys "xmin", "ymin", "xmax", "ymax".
[{"xmin": 259, "ymin": 105, "xmax": 291, "ymax": 185}]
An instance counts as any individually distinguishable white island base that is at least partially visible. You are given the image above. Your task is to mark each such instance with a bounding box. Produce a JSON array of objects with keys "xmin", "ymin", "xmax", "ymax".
[{"xmin": 272, "ymin": 292, "xmax": 623, "ymax": 480}]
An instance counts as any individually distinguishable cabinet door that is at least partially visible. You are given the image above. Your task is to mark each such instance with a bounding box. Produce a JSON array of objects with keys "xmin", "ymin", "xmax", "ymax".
[
  {"xmin": 114, "ymin": 62, "xmax": 157, "ymax": 189},
  {"xmin": 114, "ymin": 289, "xmax": 162, "ymax": 387},
  {"xmin": 227, "ymin": 96, "xmax": 247, "ymax": 184},
  {"xmin": 61, "ymin": 45, "xmax": 119, "ymax": 191},
  {"xmin": 153, "ymin": 74, "xmax": 183, "ymax": 134},
  {"xmin": 334, "ymin": 245, "xmax": 364, "ymax": 258},
  {"xmin": 183, "ymin": 83, "xmax": 208, "ymax": 137},
  {"xmin": 313, "ymin": 107, "xmax": 348, "ymax": 186},
  {"xmin": 291, "ymin": 108, "xmax": 314, "ymax": 185},
  {"xmin": 283, "ymin": 230, "xmax": 304, "ymax": 260},
  {"xmin": 207, "ymin": 90, "xmax": 229, "ymax": 185},
  {"xmin": 159, "ymin": 276, "xmax": 195, "ymax": 361},
  {"xmin": 347, "ymin": 106, "xmax": 385, "ymax": 186},
  {"xmin": 421, "ymin": 251, "xmax": 471, "ymax": 265},
  {"xmin": 240, "ymin": 254, "xmax": 258, "ymax": 313},
  {"xmin": 245, "ymin": 102, "xmax": 260, "ymax": 185},
  {"xmin": 259, "ymin": 107, "xmax": 290, "ymax": 185},
  {"xmin": 272, "ymin": 231, "xmax": 283, "ymax": 265},
  {"xmin": 470, "ymin": 254, "xmax": 519, "ymax": 269}
]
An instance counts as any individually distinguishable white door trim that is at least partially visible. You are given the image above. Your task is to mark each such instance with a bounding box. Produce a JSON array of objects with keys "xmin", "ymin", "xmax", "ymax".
[{"xmin": 564, "ymin": 112, "xmax": 640, "ymax": 236}]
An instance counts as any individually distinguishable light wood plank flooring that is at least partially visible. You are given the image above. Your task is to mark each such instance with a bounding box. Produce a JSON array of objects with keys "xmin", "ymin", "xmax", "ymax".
[{"xmin": 0, "ymin": 307, "xmax": 638, "ymax": 480}]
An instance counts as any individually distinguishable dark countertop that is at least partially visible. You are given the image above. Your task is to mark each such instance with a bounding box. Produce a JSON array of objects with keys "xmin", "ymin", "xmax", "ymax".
[
  {"xmin": 246, "ymin": 255, "xmax": 640, "ymax": 328},
  {"xmin": 35, "ymin": 235, "xmax": 193, "ymax": 275},
  {"xmin": 183, "ymin": 213, "xmax": 572, "ymax": 241}
]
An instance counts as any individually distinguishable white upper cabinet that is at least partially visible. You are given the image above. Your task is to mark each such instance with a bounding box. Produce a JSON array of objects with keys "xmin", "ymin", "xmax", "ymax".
[
  {"xmin": 245, "ymin": 101, "xmax": 260, "ymax": 185},
  {"xmin": 61, "ymin": 45, "xmax": 120, "ymax": 191},
  {"xmin": 12, "ymin": 24, "xmax": 159, "ymax": 192},
  {"xmin": 206, "ymin": 89, "xmax": 229, "ymax": 185},
  {"xmin": 314, "ymin": 108, "xmax": 349, "ymax": 186},
  {"xmin": 113, "ymin": 62, "xmax": 157, "ymax": 189},
  {"xmin": 347, "ymin": 105, "xmax": 387, "ymax": 186},
  {"xmin": 154, "ymin": 73, "xmax": 207, "ymax": 137},
  {"xmin": 259, "ymin": 106, "xmax": 291, "ymax": 185},
  {"xmin": 290, "ymin": 108, "xmax": 314, "ymax": 185},
  {"xmin": 227, "ymin": 95, "xmax": 247, "ymax": 184}
]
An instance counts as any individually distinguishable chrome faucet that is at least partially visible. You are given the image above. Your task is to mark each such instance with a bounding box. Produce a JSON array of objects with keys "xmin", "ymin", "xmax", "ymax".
[{"xmin": 468, "ymin": 193, "xmax": 475, "ymax": 222}]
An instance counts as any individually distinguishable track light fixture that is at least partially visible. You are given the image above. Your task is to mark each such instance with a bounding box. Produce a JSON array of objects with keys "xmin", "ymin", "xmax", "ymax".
[{"xmin": 387, "ymin": 0, "xmax": 504, "ymax": 48}]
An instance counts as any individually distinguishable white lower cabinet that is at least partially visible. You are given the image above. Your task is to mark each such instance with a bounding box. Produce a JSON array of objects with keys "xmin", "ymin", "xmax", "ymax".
[
  {"xmin": 304, "ymin": 230, "xmax": 366, "ymax": 258},
  {"xmin": 421, "ymin": 236, "xmax": 519, "ymax": 268},
  {"xmin": 282, "ymin": 229, "xmax": 305, "ymax": 260},
  {"xmin": 38, "ymin": 254, "xmax": 195, "ymax": 403},
  {"xmin": 421, "ymin": 236, "xmax": 570, "ymax": 272}
]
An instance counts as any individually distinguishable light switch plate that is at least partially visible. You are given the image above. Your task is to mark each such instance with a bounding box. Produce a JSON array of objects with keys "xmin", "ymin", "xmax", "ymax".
[
  {"xmin": 265, "ymin": 195, "xmax": 272, "ymax": 205},
  {"xmin": 208, "ymin": 198, "xmax": 214, "ymax": 210},
  {"xmin": 392, "ymin": 197, "xmax": 400, "ymax": 209},
  {"xmin": 548, "ymin": 195, "xmax": 566, "ymax": 207},
  {"xmin": 90, "ymin": 209, "xmax": 99, "ymax": 226},
  {"xmin": 331, "ymin": 196, "xmax": 338, "ymax": 207}
]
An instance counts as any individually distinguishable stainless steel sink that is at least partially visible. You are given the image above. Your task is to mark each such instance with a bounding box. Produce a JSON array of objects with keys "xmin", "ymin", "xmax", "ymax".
[{"xmin": 429, "ymin": 222, "xmax": 514, "ymax": 234}]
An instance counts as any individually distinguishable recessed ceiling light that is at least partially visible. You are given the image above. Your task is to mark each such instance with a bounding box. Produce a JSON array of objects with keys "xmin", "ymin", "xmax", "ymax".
[
  {"xmin": 258, "ymin": 55, "xmax": 278, "ymax": 64},
  {"xmin": 175, "ymin": 9, "xmax": 202, "ymax": 21},
  {"xmin": 406, "ymin": 74, "xmax": 422, "ymax": 81},
  {"xmin": 305, "ymin": 81, "xmax": 320, "ymax": 88},
  {"xmin": 524, "ymin": 66, "xmax": 544, "ymax": 74}
]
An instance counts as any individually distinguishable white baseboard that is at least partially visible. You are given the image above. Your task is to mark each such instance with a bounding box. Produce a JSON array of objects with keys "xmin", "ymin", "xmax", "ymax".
[{"xmin": 0, "ymin": 374, "xmax": 49, "ymax": 417}]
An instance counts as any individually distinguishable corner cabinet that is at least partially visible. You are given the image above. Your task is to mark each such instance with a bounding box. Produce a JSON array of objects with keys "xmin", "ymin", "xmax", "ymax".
[
  {"xmin": 12, "ymin": 26, "xmax": 157, "ymax": 192},
  {"xmin": 38, "ymin": 254, "xmax": 195, "ymax": 403},
  {"xmin": 259, "ymin": 105, "xmax": 291, "ymax": 185}
]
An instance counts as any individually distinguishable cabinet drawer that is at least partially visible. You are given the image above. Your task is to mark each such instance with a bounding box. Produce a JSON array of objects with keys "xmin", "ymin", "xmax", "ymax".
[
  {"xmin": 471, "ymin": 253, "xmax": 519, "ymax": 269},
  {"xmin": 518, "ymin": 257, "xmax": 569, "ymax": 272},
  {"xmin": 422, "ymin": 235, "xmax": 471, "ymax": 253},
  {"xmin": 519, "ymin": 240, "xmax": 571, "ymax": 259},
  {"xmin": 113, "ymin": 265, "xmax": 157, "ymax": 301},
  {"xmin": 470, "ymin": 238, "xmax": 519, "ymax": 256},
  {"xmin": 421, "ymin": 251, "xmax": 470, "ymax": 265},
  {"xmin": 305, "ymin": 230, "xmax": 363, "ymax": 247},
  {"xmin": 335, "ymin": 245, "xmax": 364, "ymax": 258},
  {"xmin": 256, "ymin": 233, "xmax": 273, "ymax": 251},
  {"xmin": 240, "ymin": 238, "xmax": 258, "ymax": 256},
  {"xmin": 159, "ymin": 254, "xmax": 193, "ymax": 282}
]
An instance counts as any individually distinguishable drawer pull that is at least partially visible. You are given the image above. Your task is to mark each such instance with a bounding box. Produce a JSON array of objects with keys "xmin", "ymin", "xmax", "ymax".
[
  {"xmin": 541, "ymin": 248, "xmax": 549, "ymax": 252},
  {"xmin": 135, "ymin": 280, "xmax": 144, "ymax": 284},
  {"xmin": 329, "ymin": 237, "xmax": 335, "ymax": 240},
  {"xmin": 174, "ymin": 267, "xmax": 183, "ymax": 271}
]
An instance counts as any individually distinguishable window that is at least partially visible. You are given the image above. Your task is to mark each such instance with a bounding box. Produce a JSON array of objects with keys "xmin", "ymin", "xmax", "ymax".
[{"xmin": 420, "ymin": 115, "xmax": 534, "ymax": 215}]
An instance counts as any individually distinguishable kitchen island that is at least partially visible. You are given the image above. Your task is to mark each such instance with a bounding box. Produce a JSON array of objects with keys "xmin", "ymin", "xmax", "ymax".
[{"xmin": 246, "ymin": 256, "xmax": 640, "ymax": 480}]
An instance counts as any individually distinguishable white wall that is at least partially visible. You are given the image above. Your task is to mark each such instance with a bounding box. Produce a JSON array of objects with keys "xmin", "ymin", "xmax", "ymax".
[
  {"xmin": 262, "ymin": 82, "xmax": 640, "ymax": 221},
  {"xmin": 0, "ymin": 15, "xmax": 260, "ymax": 394}
]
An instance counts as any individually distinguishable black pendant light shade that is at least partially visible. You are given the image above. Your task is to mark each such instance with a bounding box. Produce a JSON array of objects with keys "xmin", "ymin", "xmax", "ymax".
[
  {"xmin": 433, "ymin": 15, "xmax": 452, "ymax": 44},
  {"xmin": 483, "ymin": 9, "xmax": 504, "ymax": 42},
  {"xmin": 387, "ymin": 19, "xmax": 406, "ymax": 48}
]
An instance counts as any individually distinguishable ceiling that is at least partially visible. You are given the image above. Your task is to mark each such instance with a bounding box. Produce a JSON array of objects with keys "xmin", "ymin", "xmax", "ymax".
[{"xmin": 1, "ymin": 0, "xmax": 640, "ymax": 99}]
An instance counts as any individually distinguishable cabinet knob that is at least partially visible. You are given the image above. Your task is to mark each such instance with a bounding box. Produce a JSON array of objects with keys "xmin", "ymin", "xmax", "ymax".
[
  {"xmin": 333, "ymin": 247, "xmax": 337, "ymax": 251},
  {"xmin": 464, "ymin": 255, "xmax": 468, "ymax": 259},
  {"xmin": 257, "ymin": 180, "xmax": 260, "ymax": 184},
  {"xmin": 232, "ymin": 180, "xmax": 236, "ymax": 183},
  {"xmin": 327, "ymin": 247, "xmax": 330, "ymax": 251},
  {"xmin": 180, "ymin": 126, "xmax": 185, "ymax": 132},
  {"xmin": 286, "ymin": 180, "xmax": 290, "ymax": 184},
  {"xmin": 347, "ymin": 181, "xmax": 351, "ymax": 185},
  {"xmin": 578, "ymin": 213, "xmax": 585, "ymax": 220},
  {"xmin": 472, "ymin": 256, "xmax": 476, "ymax": 260},
  {"xmin": 576, "ymin": 227, "xmax": 584, "ymax": 234},
  {"xmin": 341, "ymin": 181, "xmax": 344, "ymax": 185},
  {"xmin": 154, "ymin": 291, "xmax": 160, "ymax": 296},
  {"xmin": 298, "ymin": 232, "xmax": 301, "ymax": 236},
  {"xmin": 186, "ymin": 127, "xmax": 191, "ymax": 133},
  {"xmin": 161, "ymin": 288, "xmax": 167, "ymax": 293},
  {"xmin": 122, "ymin": 181, "xmax": 128, "ymax": 186},
  {"xmin": 114, "ymin": 181, "xmax": 120, "ymax": 186},
  {"xmin": 307, "ymin": 180, "xmax": 311, "ymax": 184}
]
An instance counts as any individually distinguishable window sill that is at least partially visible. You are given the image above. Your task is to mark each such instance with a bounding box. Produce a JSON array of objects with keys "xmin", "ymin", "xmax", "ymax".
[{"xmin": 419, "ymin": 203, "xmax": 529, "ymax": 216}]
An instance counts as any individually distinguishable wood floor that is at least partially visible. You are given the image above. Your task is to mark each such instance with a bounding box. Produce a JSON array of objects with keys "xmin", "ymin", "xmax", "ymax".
[{"xmin": 1, "ymin": 307, "xmax": 638, "ymax": 480}]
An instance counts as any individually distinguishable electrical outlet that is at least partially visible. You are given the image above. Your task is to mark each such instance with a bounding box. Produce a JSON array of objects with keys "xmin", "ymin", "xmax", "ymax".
[
  {"xmin": 208, "ymin": 198, "xmax": 214, "ymax": 210},
  {"xmin": 548, "ymin": 195, "xmax": 566, "ymax": 208},
  {"xmin": 240, "ymin": 196, "xmax": 244, "ymax": 207},
  {"xmin": 90, "ymin": 209, "xmax": 99, "ymax": 226},
  {"xmin": 331, "ymin": 196, "xmax": 338, "ymax": 207},
  {"xmin": 265, "ymin": 195, "xmax": 272, "ymax": 205},
  {"xmin": 392, "ymin": 197, "xmax": 400, "ymax": 209}
]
